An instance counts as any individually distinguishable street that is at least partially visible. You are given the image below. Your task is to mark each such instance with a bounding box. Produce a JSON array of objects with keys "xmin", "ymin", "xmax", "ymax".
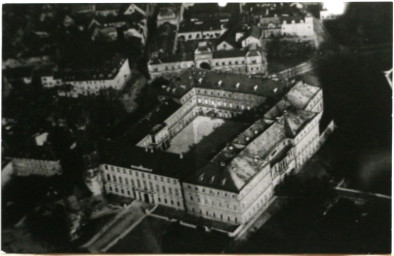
[{"xmin": 80, "ymin": 200, "xmax": 154, "ymax": 253}]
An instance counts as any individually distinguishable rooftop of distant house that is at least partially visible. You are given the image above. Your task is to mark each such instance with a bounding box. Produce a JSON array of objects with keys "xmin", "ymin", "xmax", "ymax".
[
  {"xmin": 55, "ymin": 52, "xmax": 127, "ymax": 81},
  {"xmin": 95, "ymin": 3, "xmax": 127, "ymax": 11},
  {"xmin": 184, "ymin": 3, "xmax": 236, "ymax": 20},
  {"xmin": 178, "ymin": 20, "xmax": 226, "ymax": 33},
  {"xmin": 8, "ymin": 143, "xmax": 59, "ymax": 161},
  {"xmin": 243, "ymin": 2, "xmax": 302, "ymax": 17}
]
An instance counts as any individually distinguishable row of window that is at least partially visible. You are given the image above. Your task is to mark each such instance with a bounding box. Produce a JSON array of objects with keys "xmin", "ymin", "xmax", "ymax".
[
  {"xmin": 297, "ymin": 131, "xmax": 319, "ymax": 157},
  {"xmin": 104, "ymin": 164, "xmax": 178, "ymax": 185},
  {"xmin": 190, "ymin": 207, "xmax": 239, "ymax": 223},
  {"xmin": 186, "ymin": 184, "xmax": 236, "ymax": 198},
  {"xmin": 179, "ymin": 31, "xmax": 220, "ymax": 40},
  {"xmin": 195, "ymin": 88, "xmax": 262, "ymax": 101},
  {"xmin": 155, "ymin": 196, "xmax": 182, "ymax": 207},
  {"xmin": 296, "ymin": 117, "xmax": 318, "ymax": 141},
  {"xmin": 189, "ymin": 195, "xmax": 238, "ymax": 210},
  {"xmin": 14, "ymin": 159, "xmax": 60, "ymax": 168},
  {"xmin": 151, "ymin": 62, "xmax": 193, "ymax": 73},
  {"xmin": 107, "ymin": 183, "xmax": 183, "ymax": 208},
  {"xmin": 214, "ymin": 59, "xmax": 246, "ymax": 66},
  {"xmin": 151, "ymin": 58, "xmax": 261, "ymax": 73},
  {"xmin": 16, "ymin": 168, "xmax": 61, "ymax": 176},
  {"xmin": 243, "ymin": 193, "xmax": 270, "ymax": 221},
  {"xmin": 298, "ymin": 141, "xmax": 319, "ymax": 166},
  {"xmin": 106, "ymin": 174, "xmax": 180, "ymax": 196},
  {"xmin": 197, "ymin": 97, "xmax": 251, "ymax": 111}
]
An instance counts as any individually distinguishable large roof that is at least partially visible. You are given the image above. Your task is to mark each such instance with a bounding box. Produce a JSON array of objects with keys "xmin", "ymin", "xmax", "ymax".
[
  {"xmin": 8, "ymin": 144, "xmax": 58, "ymax": 161},
  {"xmin": 121, "ymin": 100, "xmax": 181, "ymax": 144},
  {"xmin": 283, "ymin": 109, "xmax": 316, "ymax": 137},
  {"xmin": 178, "ymin": 20, "xmax": 224, "ymax": 33},
  {"xmin": 56, "ymin": 52, "xmax": 127, "ymax": 82},
  {"xmin": 95, "ymin": 3, "xmax": 126, "ymax": 11},
  {"xmin": 212, "ymin": 49, "xmax": 247, "ymax": 59},
  {"xmin": 232, "ymin": 118, "xmax": 274, "ymax": 146},
  {"xmin": 98, "ymin": 139, "xmax": 192, "ymax": 179},
  {"xmin": 184, "ymin": 105, "xmax": 317, "ymax": 192},
  {"xmin": 149, "ymin": 52, "xmax": 194, "ymax": 65},
  {"xmin": 101, "ymin": 79, "xmax": 320, "ymax": 192},
  {"xmin": 159, "ymin": 68, "xmax": 286, "ymax": 99},
  {"xmin": 285, "ymin": 80, "xmax": 320, "ymax": 109}
]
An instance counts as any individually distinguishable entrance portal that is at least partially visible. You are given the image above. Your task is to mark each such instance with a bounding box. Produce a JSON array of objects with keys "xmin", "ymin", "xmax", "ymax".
[
  {"xmin": 143, "ymin": 193, "xmax": 150, "ymax": 203},
  {"xmin": 200, "ymin": 62, "xmax": 211, "ymax": 70}
]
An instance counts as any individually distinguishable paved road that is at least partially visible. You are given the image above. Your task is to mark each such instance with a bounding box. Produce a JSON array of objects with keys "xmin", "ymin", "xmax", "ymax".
[{"xmin": 81, "ymin": 201, "xmax": 153, "ymax": 253}]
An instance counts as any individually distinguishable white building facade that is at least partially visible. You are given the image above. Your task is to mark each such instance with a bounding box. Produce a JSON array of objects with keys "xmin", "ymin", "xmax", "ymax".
[{"xmin": 99, "ymin": 71, "xmax": 330, "ymax": 226}]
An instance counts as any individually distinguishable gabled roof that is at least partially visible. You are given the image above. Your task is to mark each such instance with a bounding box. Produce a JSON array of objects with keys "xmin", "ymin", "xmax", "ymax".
[
  {"xmin": 240, "ymin": 118, "xmax": 286, "ymax": 159},
  {"xmin": 283, "ymin": 109, "xmax": 316, "ymax": 137},
  {"xmin": 232, "ymin": 118, "xmax": 274, "ymax": 146},
  {"xmin": 215, "ymin": 40, "xmax": 235, "ymax": 50},
  {"xmin": 158, "ymin": 68, "xmax": 286, "ymax": 99}
]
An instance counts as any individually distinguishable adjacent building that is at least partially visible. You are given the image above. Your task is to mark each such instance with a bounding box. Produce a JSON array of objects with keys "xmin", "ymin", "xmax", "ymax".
[
  {"xmin": 148, "ymin": 42, "xmax": 267, "ymax": 80},
  {"xmin": 40, "ymin": 54, "xmax": 131, "ymax": 97},
  {"xmin": 10, "ymin": 145, "xmax": 62, "ymax": 177}
]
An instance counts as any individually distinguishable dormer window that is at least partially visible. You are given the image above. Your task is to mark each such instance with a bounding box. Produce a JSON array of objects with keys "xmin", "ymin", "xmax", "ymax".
[
  {"xmin": 235, "ymin": 82, "xmax": 240, "ymax": 89},
  {"xmin": 253, "ymin": 85, "xmax": 258, "ymax": 91},
  {"xmin": 221, "ymin": 178, "xmax": 227, "ymax": 186},
  {"xmin": 210, "ymin": 176, "xmax": 215, "ymax": 184},
  {"xmin": 199, "ymin": 173, "xmax": 205, "ymax": 181}
]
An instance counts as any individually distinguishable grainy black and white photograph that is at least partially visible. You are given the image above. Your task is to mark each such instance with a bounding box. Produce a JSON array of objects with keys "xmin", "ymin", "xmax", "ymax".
[{"xmin": 1, "ymin": 1, "xmax": 392, "ymax": 254}]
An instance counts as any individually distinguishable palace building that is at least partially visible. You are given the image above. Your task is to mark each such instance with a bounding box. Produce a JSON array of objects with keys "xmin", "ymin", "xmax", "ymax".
[
  {"xmin": 96, "ymin": 67, "xmax": 332, "ymax": 227},
  {"xmin": 148, "ymin": 42, "xmax": 267, "ymax": 80}
]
